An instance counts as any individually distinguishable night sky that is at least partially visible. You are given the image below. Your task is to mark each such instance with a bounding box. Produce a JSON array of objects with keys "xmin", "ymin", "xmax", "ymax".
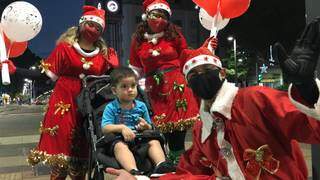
[
  {"xmin": 0, "ymin": 0, "xmax": 307, "ymax": 61},
  {"xmin": 219, "ymin": 0, "xmax": 306, "ymax": 54}
]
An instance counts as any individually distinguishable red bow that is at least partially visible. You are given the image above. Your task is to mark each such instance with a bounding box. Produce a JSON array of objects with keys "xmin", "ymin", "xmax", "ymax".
[{"xmin": 243, "ymin": 145, "xmax": 280, "ymax": 179}]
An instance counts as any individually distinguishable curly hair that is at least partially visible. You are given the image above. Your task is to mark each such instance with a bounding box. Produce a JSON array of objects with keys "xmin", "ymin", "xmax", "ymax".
[
  {"xmin": 132, "ymin": 20, "xmax": 182, "ymax": 46},
  {"xmin": 56, "ymin": 25, "xmax": 109, "ymax": 56}
]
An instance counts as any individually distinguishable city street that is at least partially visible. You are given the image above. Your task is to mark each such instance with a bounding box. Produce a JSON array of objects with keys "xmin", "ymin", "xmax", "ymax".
[
  {"xmin": 0, "ymin": 105, "xmax": 50, "ymax": 179},
  {"xmin": 0, "ymin": 105, "xmax": 193, "ymax": 180}
]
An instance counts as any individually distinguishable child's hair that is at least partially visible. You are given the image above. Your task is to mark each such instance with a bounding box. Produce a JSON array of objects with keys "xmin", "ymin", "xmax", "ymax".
[{"xmin": 110, "ymin": 67, "xmax": 138, "ymax": 87}]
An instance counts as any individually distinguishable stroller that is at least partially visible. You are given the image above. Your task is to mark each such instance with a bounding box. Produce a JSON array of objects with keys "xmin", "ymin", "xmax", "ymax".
[{"xmin": 77, "ymin": 75, "xmax": 167, "ymax": 180}]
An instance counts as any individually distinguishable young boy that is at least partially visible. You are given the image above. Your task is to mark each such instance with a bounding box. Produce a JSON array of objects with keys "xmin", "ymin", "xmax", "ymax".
[{"xmin": 101, "ymin": 67, "xmax": 175, "ymax": 176}]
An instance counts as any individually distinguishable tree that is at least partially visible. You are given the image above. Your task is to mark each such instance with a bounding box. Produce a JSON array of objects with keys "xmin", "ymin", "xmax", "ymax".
[{"xmin": 221, "ymin": 49, "xmax": 256, "ymax": 85}]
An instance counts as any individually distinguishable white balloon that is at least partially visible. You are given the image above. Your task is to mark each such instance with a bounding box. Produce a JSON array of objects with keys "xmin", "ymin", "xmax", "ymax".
[
  {"xmin": 1, "ymin": 1, "xmax": 42, "ymax": 42},
  {"xmin": 199, "ymin": 8, "xmax": 230, "ymax": 31}
]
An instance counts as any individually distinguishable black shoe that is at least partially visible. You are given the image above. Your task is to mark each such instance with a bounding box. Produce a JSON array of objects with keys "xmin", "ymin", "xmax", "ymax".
[
  {"xmin": 150, "ymin": 161, "xmax": 176, "ymax": 177},
  {"xmin": 129, "ymin": 169, "xmax": 144, "ymax": 175}
]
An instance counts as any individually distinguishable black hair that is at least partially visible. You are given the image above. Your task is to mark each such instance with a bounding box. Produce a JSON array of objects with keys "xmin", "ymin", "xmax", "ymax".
[{"xmin": 110, "ymin": 67, "xmax": 138, "ymax": 87}]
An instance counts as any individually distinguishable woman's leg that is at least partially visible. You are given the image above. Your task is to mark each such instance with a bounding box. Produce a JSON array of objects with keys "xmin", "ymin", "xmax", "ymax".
[
  {"xmin": 164, "ymin": 130, "xmax": 187, "ymax": 164},
  {"xmin": 114, "ymin": 141, "xmax": 138, "ymax": 171},
  {"xmin": 148, "ymin": 140, "xmax": 166, "ymax": 165}
]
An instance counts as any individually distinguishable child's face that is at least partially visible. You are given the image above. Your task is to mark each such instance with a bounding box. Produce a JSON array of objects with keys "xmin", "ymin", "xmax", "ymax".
[{"xmin": 112, "ymin": 76, "xmax": 138, "ymax": 103}]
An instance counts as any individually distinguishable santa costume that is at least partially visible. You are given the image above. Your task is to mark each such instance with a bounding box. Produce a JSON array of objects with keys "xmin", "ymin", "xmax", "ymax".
[
  {"xmin": 160, "ymin": 47, "xmax": 320, "ymax": 179},
  {"xmin": 27, "ymin": 5, "xmax": 119, "ymax": 176},
  {"xmin": 129, "ymin": 0, "xmax": 200, "ymax": 163}
]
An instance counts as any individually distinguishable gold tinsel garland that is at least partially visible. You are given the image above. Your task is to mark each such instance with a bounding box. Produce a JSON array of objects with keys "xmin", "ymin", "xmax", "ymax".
[
  {"xmin": 38, "ymin": 60, "xmax": 52, "ymax": 73},
  {"xmin": 27, "ymin": 149, "xmax": 87, "ymax": 175},
  {"xmin": 154, "ymin": 114, "xmax": 200, "ymax": 133}
]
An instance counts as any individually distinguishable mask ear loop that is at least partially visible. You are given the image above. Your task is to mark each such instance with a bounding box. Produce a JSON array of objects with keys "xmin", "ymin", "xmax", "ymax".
[{"xmin": 219, "ymin": 72, "xmax": 223, "ymax": 81}]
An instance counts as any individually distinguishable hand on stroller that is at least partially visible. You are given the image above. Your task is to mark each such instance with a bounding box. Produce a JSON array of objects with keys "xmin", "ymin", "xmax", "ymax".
[
  {"xmin": 121, "ymin": 125, "xmax": 136, "ymax": 142},
  {"xmin": 136, "ymin": 117, "xmax": 152, "ymax": 131},
  {"xmin": 105, "ymin": 168, "xmax": 137, "ymax": 180}
]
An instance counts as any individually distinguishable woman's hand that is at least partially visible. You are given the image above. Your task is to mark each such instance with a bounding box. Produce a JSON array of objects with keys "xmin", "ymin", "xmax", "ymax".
[
  {"xmin": 202, "ymin": 36, "xmax": 218, "ymax": 50},
  {"xmin": 136, "ymin": 117, "xmax": 151, "ymax": 131},
  {"xmin": 121, "ymin": 125, "xmax": 136, "ymax": 142},
  {"xmin": 105, "ymin": 168, "xmax": 137, "ymax": 180},
  {"xmin": 0, "ymin": 60, "xmax": 16, "ymax": 74}
]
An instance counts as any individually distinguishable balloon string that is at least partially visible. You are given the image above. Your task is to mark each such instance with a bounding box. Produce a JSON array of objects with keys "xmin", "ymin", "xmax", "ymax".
[
  {"xmin": 208, "ymin": 0, "xmax": 220, "ymax": 53},
  {"xmin": 6, "ymin": 40, "xmax": 12, "ymax": 59},
  {"xmin": 210, "ymin": 0, "xmax": 221, "ymax": 38}
]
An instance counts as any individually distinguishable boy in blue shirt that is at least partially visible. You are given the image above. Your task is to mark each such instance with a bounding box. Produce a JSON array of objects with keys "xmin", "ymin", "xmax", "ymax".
[{"xmin": 101, "ymin": 67, "xmax": 174, "ymax": 176}]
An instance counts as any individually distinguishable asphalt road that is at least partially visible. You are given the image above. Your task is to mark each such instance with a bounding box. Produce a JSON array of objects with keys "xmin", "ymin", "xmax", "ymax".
[{"xmin": 0, "ymin": 104, "xmax": 50, "ymax": 179}]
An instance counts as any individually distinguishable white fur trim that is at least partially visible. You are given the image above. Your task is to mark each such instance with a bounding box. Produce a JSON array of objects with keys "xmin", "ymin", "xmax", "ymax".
[
  {"xmin": 146, "ymin": 3, "xmax": 171, "ymax": 15},
  {"xmin": 183, "ymin": 55, "xmax": 222, "ymax": 76},
  {"xmin": 288, "ymin": 78, "xmax": 320, "ymax": 120},
  {"xmin": 200, "ymin": 100, "xmax": 214, "ymax": 143},
  {"xmin": 210, "ymin": 81, "xmax": 239, "ymax": 119},
  {"xmin": 45, "ymin": 70, "xmax": 58, "ymax": 82},
  {"xmin": 73, "ymin": 43, "xmax": 100, "ymax": 57},
  {"xmin": 79, "ymin": 15, "xmax": 105, "ymax": 29},
  {"xmin": 200, "ymin": 81, "xmax": 238, "ymax": 143},
  {"xmin": 142, "ymin": 13, "xmax": 147, "ymax": 21}
]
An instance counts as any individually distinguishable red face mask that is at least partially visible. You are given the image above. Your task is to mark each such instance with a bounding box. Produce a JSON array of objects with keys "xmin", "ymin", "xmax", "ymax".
[
  {"xmin": 80, "ymin": 23, "xmax": 102, "ymax": 43},
  {"xmin": 147, "ymin": 18, "xmax": 168, "ymax": 33}
]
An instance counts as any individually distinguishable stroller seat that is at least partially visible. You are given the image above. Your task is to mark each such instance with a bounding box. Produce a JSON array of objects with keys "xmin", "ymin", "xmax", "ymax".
[
  {"xmin": 96, "ymin": 130, "xmax": 166, "ymax": 171},
  {"xmin": 77, "ymin": 75, "xmax": 168, "ymax": 180}
]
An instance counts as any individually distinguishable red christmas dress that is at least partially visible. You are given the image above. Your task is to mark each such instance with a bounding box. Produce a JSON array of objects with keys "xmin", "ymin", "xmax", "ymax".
[
  {"xmin": 129, "ymin": 33, "xmax": 199, "ymax": 133},
  {"xmin": 161, "ymin": 81, "xmax": 320, "ymax": 180},
  {"xmin": 28, "ymin": 42, "xmax": 119, "ymax": 171}
]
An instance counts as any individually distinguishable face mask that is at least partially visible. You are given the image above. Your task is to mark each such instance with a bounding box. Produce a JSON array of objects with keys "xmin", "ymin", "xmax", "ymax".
[
  {"xmin": 188, "ymin": 69, "xmax": 224, "ymax": 100},
  {"xmin": 80, "ymin": 23, "xmax": 101, "ymax": 43},
  {"xmin": 147, "ymin": 18, "xmax": 168, "ymax": 33}
]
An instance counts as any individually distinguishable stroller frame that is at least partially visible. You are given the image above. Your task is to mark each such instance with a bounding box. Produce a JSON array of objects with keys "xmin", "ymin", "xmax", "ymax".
[{"xmin": 78, "ymin": 75, "xmax": 167, "ymax": 180}]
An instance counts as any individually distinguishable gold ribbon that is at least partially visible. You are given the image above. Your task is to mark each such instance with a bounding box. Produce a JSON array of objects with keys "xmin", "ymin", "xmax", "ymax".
[
  {"xmin": 153, "ymin": 72, "xmax": 164, "ymax": 85},
  {"xmin": 244, "ymin": 144, "xmax": 280, "ymax": 179},
  {"xmin": 38, "ymin": 60, "xmax": 52, "ymax": 73},
  {"xmin": 39, "ymin": 122, "xmax": 59, "ymax": 136},
  {"xmin": 176, "ymin": 99, "xmax": 187, "ymax": 112},
  {"xmin": 81, "ymin": 57, "xmax": 93, "ymax": 68},
  {"xmin": 54, "ymin": 101, "xmax": 71, "ymax": 116},
  {"xmin": 173, "ymin": 81, "xmax": 185, "ymax": 93}
]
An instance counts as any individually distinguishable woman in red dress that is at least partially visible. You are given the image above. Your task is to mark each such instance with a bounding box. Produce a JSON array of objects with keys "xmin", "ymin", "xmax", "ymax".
[
  {"xmin": 129, "ymin": 0, "xmax": 199, "ymax": 164},
  {"xmin": 1, "ymin": 5, "xmax": 119, "ymax": 180}
]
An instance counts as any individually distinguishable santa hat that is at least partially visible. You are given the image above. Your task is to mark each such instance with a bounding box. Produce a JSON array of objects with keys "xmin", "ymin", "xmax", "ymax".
[
  {"xmin": 180, "ymin": 47, "xmax": 222, "ymax": 76},
  {"xmin": 79, "ymin": 5, "xmax": 106, "ymax": 30},
  {"xmin": 141, "ymin": 0, "xmax": 171, "ymax": 20}
]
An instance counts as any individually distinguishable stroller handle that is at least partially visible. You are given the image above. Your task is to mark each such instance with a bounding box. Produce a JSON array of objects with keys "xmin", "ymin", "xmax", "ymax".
[{"xmin": 82, "ymin": 75, "xmax": 110, "ymax": 87}]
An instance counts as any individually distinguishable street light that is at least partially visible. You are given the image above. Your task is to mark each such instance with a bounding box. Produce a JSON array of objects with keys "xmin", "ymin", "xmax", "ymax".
[{"xmin": 228, "ymin": 36, "xmax": 237, "ymax": 84}]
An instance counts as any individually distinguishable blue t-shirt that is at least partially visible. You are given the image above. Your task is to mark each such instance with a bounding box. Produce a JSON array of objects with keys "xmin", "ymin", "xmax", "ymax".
[{"xmin": 101, "ymin": 99, "xmax": 152, "ymax": 130}]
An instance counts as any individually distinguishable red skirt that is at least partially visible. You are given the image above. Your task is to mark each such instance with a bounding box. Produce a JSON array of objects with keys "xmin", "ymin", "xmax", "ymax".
[
  {"xmin": 28, "ymin": 76, "xmax": 88, "ymax": 172},
  {"xmin": 145, "ymin": 69, "xmax": 199, "ymax": 133}
]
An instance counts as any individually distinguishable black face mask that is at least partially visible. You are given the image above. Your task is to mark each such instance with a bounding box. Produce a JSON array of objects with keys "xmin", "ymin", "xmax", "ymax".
[{"xmin": 188, "ymin": 69, "xmax": 224, "ymax": 100}]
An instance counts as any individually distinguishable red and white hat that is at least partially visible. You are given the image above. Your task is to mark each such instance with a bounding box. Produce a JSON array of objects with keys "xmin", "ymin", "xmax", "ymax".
[
  {"xmin": 180, "ymin": 47, "xmax": 222, "ymax": 76},
  {"xmin": 79, "ymin": 5, "xmax": 106, "ymax": 30},
  {"xmin": 142, "ymin": 0, "xmax": 171, "ymax": 18}
]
